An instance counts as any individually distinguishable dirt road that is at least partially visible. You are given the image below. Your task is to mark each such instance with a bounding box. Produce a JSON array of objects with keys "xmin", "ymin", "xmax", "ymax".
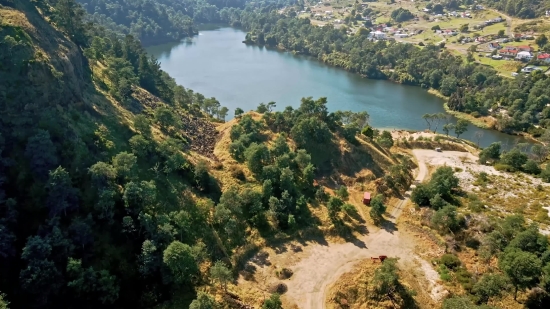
[{"xmin": 282, "ymin": 150, "xmax": 439, "ymax": 309}]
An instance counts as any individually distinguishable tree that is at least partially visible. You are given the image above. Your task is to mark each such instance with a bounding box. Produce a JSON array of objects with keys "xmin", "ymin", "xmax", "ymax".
[
  {"xmin": 370, "ymin": 194, "xmax": 386, "ymax": 222},
  {"xmin": 524, "ymin": 160, "xmax": 541, "ymax": 175},
  {"xmin": 536, "ymin": 34, "xmax": 548, "ymax": 49},
  {"xmin": 66, "ymin": 258, "xmax": 119, "ymax": 304},
  {"xmin": 377, "ymin": 131, "xmax": 394, "ymax": 148},
  {"xmin": 88, "ymin": 162, "xmax": 116, "ymax": 188},
  {"xmin": 46, "ymin": 167, "xmax": 78, "ymax": 217},
  {"xmin": 498, "ymin": 248, "xmax": 542, "ymax": 300},
  {"xmin": 411, "ymin": 183, "xmax": 431, "ymax": 206},
  {"xmin": 162, "ymin": 241, "xmax": 198, "ymax": 284},
  {"xmin": 262, "ymin": 294, "xmax": 283, "ymax": 309},
  {"xmin": 245, "ymin": 143, "xmax": 270, "ymax": 176},
  {"xmin": 472, "ymin": 273, "xmax": 509, "ymax": 304},
  {"xmin": 362, "ymin": 125, "xmax": 374, "ymax": 138},
  {"xmin": 431, "ymin": 206, "xmax": 462, "ymax": 234},
  {"xmin": 218, "ymin": 107, "xmax": 229, "ymax": 121},
  {"xmin": 190, "ymin": 291, "xmax": 218, "ymax": 309},
  {"xmin": 235, "ymin": 107, "xmax": 244, "ymax": 118},
  {"xmin": 53, "ymin": 0, "xmax": 87, "ymax": 45},
  {"xmin": 133, "ymin": 115, "xmax": 151, "ymax": 136},
  {"xmin": 336, "ymin": 186, "xmax": 349, "ymax": 200},
  {"xmin": 210, "ymin": 261, "xmax": 232, "ymax": 291},
  {"xmin": 194, "ymin": 160, "xmax": 211, "ymax": 192},
  {"xmin": 430, "ymin": 166, "xmax": 459, "ymax": 200},
  {"xmin": 112, "ymin": 152, "xmax": 137, "ymax": 180},
  {"xmin": 257, "ymin": 103, "xmax": 268, "ymax": 113},
  {"xmin": 25, "ymin": 130, "xmax": 58, "ymax": 181},
  {"xmin": 454, "ymin": 119, "xmax": 468, "ymax": 138},
  {"xmin": 327, "ymin": 196, "xmax": 344, "ymax": 218},
  {"xmin": 498, "ymin": 29, "xmax": 505, "ymax": 37},
  {"xmin": 422, "ymin": 113, "xmax": 435, "ymax": 131},
  {"xmin": 531, "ymin": 144, "xmax": 549, "ymax": 162},
  {"xmin": 442, "ymin": 123, "xmax": 454, "ymax": 136},
  {"xmin": 433, "ymin": 4, "xmax": 444, "ymax": 14},
  {"xmin": 479, "ymin": 142, "xmax": 501, "ymax": 165},
  {"xmin": 459, "ymin": 24, "xmax": 469, "ymax": 33},
  {"xmin": 500, "ymin": 148, "xmax": 528, "ymax": 171}
]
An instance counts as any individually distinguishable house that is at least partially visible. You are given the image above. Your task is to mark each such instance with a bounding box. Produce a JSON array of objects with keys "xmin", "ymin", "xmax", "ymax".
[
  {"xmin": 488, "ymin": 42, "xmax": 501, "ymax": 50},
  {"xmin": 363, "ymin": 192, "xmax": 371, "ymax": 206},
  {"xmin": 538, "ymin": 53, "xmax": 550, "ymax": 63},
  {"xmin": 517, "ymin": 45, "xmax": 533, "ymax": 52},
  {"xmin": 499, "ymin": 46, "xmax": 518, "ymax": 58},
  {"xmin": 369, "ymin": 31, "xmax": 386, "ymax": 40},
  {"xmin": 516, "ymin": 51, "xmax": 533, "ymax": 60}
]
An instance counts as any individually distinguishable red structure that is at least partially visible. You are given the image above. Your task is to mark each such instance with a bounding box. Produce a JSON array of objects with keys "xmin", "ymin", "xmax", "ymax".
[{"xmin": 363, "ymin": 192, "xmax": 371, "ymax": 205}]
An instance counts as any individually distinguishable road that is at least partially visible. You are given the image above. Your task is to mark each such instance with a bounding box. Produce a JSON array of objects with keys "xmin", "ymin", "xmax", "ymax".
[{"xmin": 283, "ymin": 150, "xmax": 435, "ymax": 309}]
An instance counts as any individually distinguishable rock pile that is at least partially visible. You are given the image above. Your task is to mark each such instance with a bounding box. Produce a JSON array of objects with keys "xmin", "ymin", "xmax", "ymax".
[{"xmin": 180, "ymin": 114, "xmax": 219, "ymax": 160}]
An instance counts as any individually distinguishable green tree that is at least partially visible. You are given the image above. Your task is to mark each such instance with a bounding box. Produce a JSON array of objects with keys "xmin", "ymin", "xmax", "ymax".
[
  {"xmin": 498, "ymin": 248, "xmax": 542, "ymax": 300},
  {"xmin": 523, "ymin": 159, "xmax": 541, "ymax": 174},
  {"xmin": 361, "ymin": 125, "xmax": 374, "ymax": 138},
  {"xmin": 235, "ymin": 107, "xmax": 244, "ymax": 118},
  {"xmin": 431, "ymin": 205, "xmax": 462, "ymax": 234},
  {"xmin": 162, "ymin": 241, "xmax": 198, "ymax": 284},
  {"xmin": 442, "ymin": 123, "xmax": 454, "ymax": 136},
  {"xmin": 190, "ymin": 291, "xmax": 218, "ymax": 309},
  {"xmin": 498, "ymin": 29, "xmax": 505, "ymax": 37},
  {"xmin": 112, "ymin": 152, "xmax": 137, "ymax": 180},
  {"xmin": 46, "ymin": 166, "xmax": 78, "ymax": 217},
  {"xmin": 459, "ymin": 23, "xmax": 469, "ymax": 33},
  {"xmin": 336, "ymin": 186, "xmax": 349, "ymax": 200},
  {"xmin": 262, "ymin": 294, "xmax": 283, "ymax": 309},
  {"xmin": 479, "ymin": 142, "xmax": 501, "ymax": 165},
  {"xmin": 210, "ymin": 261, "xmax": 232, "ymax": 291},
  {"xmin": 245, "ymin": 143, "xmax": 270, "ymax": 176},
  {"xmin": 377, "ymin": 131, "xmax": 394, "ymax": 148},
  {"xmin": 370, "ymin": 194, "xmax": 386, "ymax": 222},
  {"xmin": 133, "ymin": 115, "xmax": 151, "ymax": 136},
  {"xmin": 500, "ymin": 148, "xmax": 528, "ymax": 171},
  {"xmin": 25, "ymin": 130, "xmax": 58, "ymax": 181},
  {"xmin": 536, "ymin": 34, "xmax": 548, "ymax": 48},
  {"xmin": 66, "ymin": 258, "xmax": 119, "ymax": 304},
  {"xmin": 454, "ymin": 120, "xmax": 468, "ymax": 138},
  {"xmin": 327, "ymin": 196, "xmax": 344, "ymax": 218},
  {"xmin": 472, "ymin": 273, "xmax": 509, "ymax": 304},
  {"xmin": 53, "ymin": 0, "xmax": 87, "ymax": 45}
]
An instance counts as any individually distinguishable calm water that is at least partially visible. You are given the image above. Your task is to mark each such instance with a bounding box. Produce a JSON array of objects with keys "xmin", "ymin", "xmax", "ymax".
[{"xmin": 147, "ymin": 27, "xmax": 530, "ymax": 148}]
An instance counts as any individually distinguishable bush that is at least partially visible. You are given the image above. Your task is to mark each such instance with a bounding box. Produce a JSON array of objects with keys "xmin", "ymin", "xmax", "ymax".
[
  {"xmin": 229, "ymin": 165, "xmax": 246, "ymax": 181},
  {"xmin": 494, "ymin": 163, "xmax": 515, "ymax": 172},
  {"xmin": 524, "ymin": 159, "xmax": 541, "ymax": 175},
  {"xmin": 336, "ymin": 185, "xmax": 349, "ymax": 200},
  {"xmin": 440, "ymin": 254, "xmax": 461, "ymax": 270}
]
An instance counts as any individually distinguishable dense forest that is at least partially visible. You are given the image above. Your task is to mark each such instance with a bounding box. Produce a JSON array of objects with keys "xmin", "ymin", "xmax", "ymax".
[
  {"xmin": 216, "ymin": 9, "xmax": 550, "ymax": 136},
  {"xmin": 482, "ymin": 0, "xmax": 549, "ymax": 18},
  {"xmin": 0, "ymin": 0, "xmax": 389, "ymax": 308},
  {"xmin": 76, "ymin": 0, "xmax": 295, "ymax": 45}
]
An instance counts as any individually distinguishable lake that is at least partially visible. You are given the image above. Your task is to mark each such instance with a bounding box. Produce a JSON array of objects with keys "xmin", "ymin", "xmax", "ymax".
[{"xmin": 147, "ymin": 27, "xmax": 530, "ymax": 149}]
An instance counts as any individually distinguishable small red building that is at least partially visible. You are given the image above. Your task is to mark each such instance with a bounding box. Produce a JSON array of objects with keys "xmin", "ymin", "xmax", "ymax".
[{"xmin": 363, "ymin": 192, "xmax": 371, "ymax": 205}]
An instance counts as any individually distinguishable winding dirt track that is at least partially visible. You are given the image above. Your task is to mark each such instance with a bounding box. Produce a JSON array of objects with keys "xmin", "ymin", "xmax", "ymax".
[{"xmin": 283, "ymin": 150, "xmax": 432, "ymax": 309}]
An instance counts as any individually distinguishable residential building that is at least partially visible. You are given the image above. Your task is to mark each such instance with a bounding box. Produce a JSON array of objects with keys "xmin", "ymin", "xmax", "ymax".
[
  {"xmin": 516, "ymin": 51, "xmax": 533, "ymax": 60},
  {"xmin": 538, "ymin": 53, "xmax": 550, "ymax": 63}
]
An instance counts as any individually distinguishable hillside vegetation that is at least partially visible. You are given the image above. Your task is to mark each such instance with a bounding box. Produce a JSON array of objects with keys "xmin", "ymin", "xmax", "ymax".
[{"xmin": 0, "ymin": 1, "xmax": 413, "ymax": 308}]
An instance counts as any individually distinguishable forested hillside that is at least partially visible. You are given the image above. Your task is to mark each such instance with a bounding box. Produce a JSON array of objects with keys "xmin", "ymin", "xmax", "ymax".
[
  {"xmin": 75, "ymin": 0, "xmax": 292, "ymax": 45},
  {"xmin": 219, "ymin": 10, "xmax": 550, "ymax": 137},
  {"xmin": 482, "ymin": 0, "xmax": 549, "ymax": 18},
  {"xmin": 0, "ymin": 1, "xmax": 407, "ymax": 308}
]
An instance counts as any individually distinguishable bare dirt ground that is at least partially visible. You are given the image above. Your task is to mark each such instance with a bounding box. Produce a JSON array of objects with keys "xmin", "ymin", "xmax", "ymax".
[{"xmin": 237, "ymin": 149, "xmax": 450, "ymax": 309}]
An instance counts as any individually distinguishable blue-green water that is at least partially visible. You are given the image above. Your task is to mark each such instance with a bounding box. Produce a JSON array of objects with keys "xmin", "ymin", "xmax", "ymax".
[{"xmin": 147, "ymin": 27, "xmax": 530, "ymax": 148}]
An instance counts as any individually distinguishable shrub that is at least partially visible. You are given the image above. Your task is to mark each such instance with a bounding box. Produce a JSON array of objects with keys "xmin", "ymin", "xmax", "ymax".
[
  {"xmin": 440, "ymin": 254, "xmax": 461, "ymax": 270},
  {"xmin": 229, "ymin": 165, "xmax": 246, "ymax": 181},
  {"xmin": 494, "ymin": 163, "xmax": 514, "ymax": 172},
  {"xmin": 524, "ymin": 160, "xmax": 541, "ymax": 175}
]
